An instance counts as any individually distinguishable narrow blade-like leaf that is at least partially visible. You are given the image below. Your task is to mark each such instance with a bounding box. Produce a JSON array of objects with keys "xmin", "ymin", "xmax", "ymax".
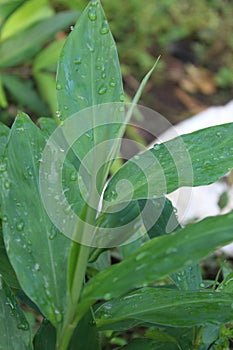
[
  {"xmin": 80, "ymin": 212, "xmax": 233, "ymax": 312},
  {"xmin": 96, "ymin": 288, "xmax": 233, "ymax": 328}
]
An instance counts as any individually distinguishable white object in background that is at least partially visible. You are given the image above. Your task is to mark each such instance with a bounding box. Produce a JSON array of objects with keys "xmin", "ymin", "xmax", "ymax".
[{"xmin": 158, "ymin": 100, "xmax": 233, "ymax": 255}]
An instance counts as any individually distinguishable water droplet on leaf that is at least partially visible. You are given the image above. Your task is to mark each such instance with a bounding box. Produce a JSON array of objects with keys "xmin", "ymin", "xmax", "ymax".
[
  {"xmin": 17, "ymin": 322, "xmax": 29, "ymax": 331},
  {"xmin": 16, "ymin": 221, "xmax": 24, "ymax": 232},
  {"xmin": 34, "ymin": 263, "xmax": 40, "ymax": 271},
  {"xmin": 56, "ymin": 83, "xmax": 62, "ymax": 91},
  {"xmin": 88, "ymin": 6, "xmax": 97, "ymax": 21},
  {"xmin": 2, "ymin": 215, "xmax": 8, "ymax": 222},
  {"xmin": 4, "ymin": 181, "xmax": 10, "ymax": 189},
  {"xmin": 119, "ymin": 93, "xmax": 124, "ymax": 102},
  {"xmin": 100, "ymin": 20, "xmax": 109, "ymax": 34},
  {"xmin": 56, "ymin": 111, "xmax": 61, "ymax": 118},
  {"xmin": 104, "ymin": 293, "xmax": 111, "ymax": 300},
  {"xmin": 98, "ymin": 85, "xmax": 107, "ymax": 95},
  {"xmin": 70, "ymin": 171, "xmax": 77, "ymax": 181}
]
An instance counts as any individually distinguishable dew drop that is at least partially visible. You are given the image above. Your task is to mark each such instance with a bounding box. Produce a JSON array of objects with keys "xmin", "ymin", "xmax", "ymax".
[
  {"xmin": 4, "ymin": 181, "xmax": 10, "ymax": 189},
  {"xmin": 110, "ymin": 190, "xmax": 117, "ymax": 200},
  {"xmin": 56, "ymin": 110, "xmax": 61, "ymax": 118},
  {"xmin": 101, "ymin": 72, "xmax": 106, "ymax": 79},
  {"xmin": 200, "ymin": 282, "xmax": 205, "ymax": 288},
  {"xmin": 55, "ymin": 309, "xmax": 63, "ymax": 323},
  {"xmin": 216, "ymin": 131, "xmax": 221, "ymax": 137},
  {"xmin": 34, "ymin": 263, "xmax": 40, "ymax": 271},
  {"xmin": 88, "ymin": 6, "xmax": 97, "ymax": 21},
  {"xmin": 17, "ymin": 322, "xmax": 29, "ymax": 331},
  {"xmin": 0, "ymin": 162, "xmax": 7, "ymax": 172},
  {"xmin": 104, "ymin": 293, "xmax": 111, "ymax": 300},
  {"xmin": 153, "ymin": 144, "xmax": 161, "ymax": 151},
  {"xmin": 98, "ymin": 85, "xmax": 107, "ymax": 95},
  {"xmin": 16, "ymin": 221, "xmax": 24, "ymax": 232},
  {"xmin": 100, "ymin": 20, "xmax": 109, "ymax": 35},
  {"xmin": 64, "ymin": 105, "xmax": 69, "ymax": 110},
  {"xmin": 70, "ymin": 171, "xmax": 77, "ymax": 181},
  {"xmin": 2, "ymin": 215, "xmax": 8, "ymax": 222},
  {"xmin": 49, "ymin": 228, "xmax": 57, "ymax": 240},
  {"xmin": 109, "ymin": 79, "xmax": 117, "ymax": 87},
  {"xmin": 70, "ymin": 25, "xmax": 74, "ymax": 31},
  {"xmin": 119, "ymin": 93, "xmax": 124, "ymax": 102},
  {"xmin": 56, "ymin": 83, "xmax": 62, "ymax": 91}
]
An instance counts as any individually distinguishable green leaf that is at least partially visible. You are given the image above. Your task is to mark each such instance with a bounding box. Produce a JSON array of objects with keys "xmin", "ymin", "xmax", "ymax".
[
  {"xmin": 37, "ymin": 117, "xmax": 58, "ymax": 139},
  {"xmin": 56, "ymin": 0, "xmax": 123, "ymax": 119},
  {"xmin": 0, "ymin": 275, "xmax": 32, "ymax": 349},
  {"xmin": 0, "ymin": 1, "xmax": 24, "ymax": 27},
  {"xmin": 104, "ymin": 123, "xmax": 233, "ymax": 204},
  {"xmin": 33, "ymin": 39, "xmax": 66, "ymax": 72},
  {"xmin": 96, "ymin": 288, "xmax": 233, "ymax": 328},
  {"xmin": 0, "ymin": 230, "xmax": 20, "ymax": 289},
  {"xmin": 1, "ymin": 0, "xmax": 54, "ymax": 40},
  {"xmin": 34, "ymin": 72, "xmax": 57, "ymax": 115},
  {"xmin": 0, "ymin": 11, "xmax": 78, "ymax": 68},
  {"xmin": 68, "ymin": 309, "xmax": 100, "ymax": 350},
  {"xmin": 0, "ymin": 120, "xmax": 9, "ymax": 160},
  {"xmin": 0, "ymin": 121, "xmax": 9, "ymax": 209},
  {"xmin": 0, "ymin": 74, "xmax": 8, "ymax": 108},
  {"xmin": 80, "ymin": 212, "xmax": 233, "ymax": 312},
  {"xmin": 33, "ymin": 320, "xmax": 56, "ymax": 350},
  {"xmin": 2, "ymin": 74, "xmax": 48, "ymax": 115},
  {"xmin": 1, "ymin": 113, "xmax": 71, "ymax": 327}
]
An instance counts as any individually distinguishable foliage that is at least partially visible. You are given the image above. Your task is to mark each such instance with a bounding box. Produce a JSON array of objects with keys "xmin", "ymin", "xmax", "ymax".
[
  {"xmin": 0, "ymin": 0, "xmax": 232, "ymax": 124},
  {"xmin": 0, "ymin": 1, "xmax": 233, "ymax": 349}
]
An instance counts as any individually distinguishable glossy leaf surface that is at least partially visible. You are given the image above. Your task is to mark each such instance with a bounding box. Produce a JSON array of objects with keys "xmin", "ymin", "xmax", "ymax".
[
  {"xmin": 104, "ymin": 123, "xmax": 233, "ymax": 204},
  {"xmin": 1, "ymin": 113, "xmax": 70, "ymax": 326},
  {"xmin": 96, "ymin": 288, "xmax": 233, "ymax": 328},
  {"xmin": 56, "ymin": 0, "xmax": 123, "ymax": 119},
  {"xmin": 80, "ymin": 212, "xmax": 233, "ymax": 310}
]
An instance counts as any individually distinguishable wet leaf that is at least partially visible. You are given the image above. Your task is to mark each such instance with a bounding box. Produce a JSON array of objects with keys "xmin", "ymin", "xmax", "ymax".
[
  {"xmin": 96, "ymin": 288, "xmax": 233, "ymax": 328},
  {"xmin": 80, "ymin": 211, "xmax": 233, "ymax": 312},
  {"xmin": 1, "ymin": 113, "xmax": 71, "ymax": 327},
  {"xmin": 104, "ymin": 123, "xmax": 233, "ymax": 205},
  {"xmin": 0, "ymin": 275, "xmax": 32, "ymax": 349},
  {"xmin": 56, "ymin": 0, "xmax": 123, "ymax": 119}
]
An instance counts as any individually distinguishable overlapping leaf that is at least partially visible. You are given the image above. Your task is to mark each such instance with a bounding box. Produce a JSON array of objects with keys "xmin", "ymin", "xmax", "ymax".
[
  {"xmin": 1, "ymin": 113, "xmax": 71, "ymax": 326},
  {"xmin": 80, "ymin": 211, "xmax": 233, "ymax": 313},
  {"xmin": 104, "ymin": 123, "xmax": 233, "ymax": 205},
  {"xmin": 96, "ymin": 287, "xmax": 233, "ymax": 328}
]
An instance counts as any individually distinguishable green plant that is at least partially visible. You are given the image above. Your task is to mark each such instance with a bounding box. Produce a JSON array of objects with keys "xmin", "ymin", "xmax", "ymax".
[
  {"xmin": 0, "ymin": 0, "xmax": 78, "ymax": 122},
  {"xmin": 1, "ymin": 1, "xmax": 233, "ymax": 350}
]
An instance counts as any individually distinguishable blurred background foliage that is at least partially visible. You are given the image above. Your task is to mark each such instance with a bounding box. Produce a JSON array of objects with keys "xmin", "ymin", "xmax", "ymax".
[{"xmin": 0, "ymin": 0, "xmax": 232, "ymax": 125}]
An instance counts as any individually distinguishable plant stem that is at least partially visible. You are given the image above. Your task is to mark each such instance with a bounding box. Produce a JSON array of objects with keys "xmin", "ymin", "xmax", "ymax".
[{"xmin": 56, "ymin": 244, "xmax": 90, "ymax": 350}]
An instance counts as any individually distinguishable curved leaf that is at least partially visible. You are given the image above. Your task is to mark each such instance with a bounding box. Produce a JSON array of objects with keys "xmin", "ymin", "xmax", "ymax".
[
  {"xmin": 1, "ymin": 0, "xmax": 54, "ymax": 40},
  {"xmin": 96, "ymin": 288, "xmax": 233, "ymax": 328},
  {"xmin": 104, "ymin": 123, "xmax": 233, "ymax": 205},
  {"xmin": 80, "ymin": 211, "xmax": 233, "ymax": 313},
  {"xmin": 1, "ymin": 113, "xmax": 70, "ymax": 326},
  {"xmin": 0, "ymin": 11, "xmax": 78, "ymax": 68},
  {"xmin": 56, "ymin": 0, "xmax": 124, "ymax": 119}
]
